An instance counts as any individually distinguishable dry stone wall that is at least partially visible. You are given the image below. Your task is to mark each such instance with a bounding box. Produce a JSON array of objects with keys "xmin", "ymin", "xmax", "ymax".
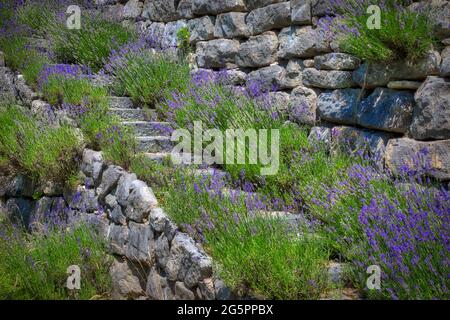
[{"xmin": 97, "ymin": 0, "xmax": 450, "ymax": 183}]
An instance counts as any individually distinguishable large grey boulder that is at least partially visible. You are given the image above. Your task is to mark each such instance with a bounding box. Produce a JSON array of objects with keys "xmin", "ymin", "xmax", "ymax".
[
  {"xmin": 123, "ymin": 0, "xmax": 143, "ymax": 19},
  {"xmin": 280, "ymin": 59, "xmax": 304, "ymax": 88},
  {"xmin": 410, "ymin": 76, "xmax": 450, "ymax": 140},
  {"xmin": 317, "ymin": 89, "xmax": 362, "ymax": 125},
  {"xmin": 97, "ymin": 165, "xmax": 125, "ymax": 201},
  {"xmin": 142, "ymin": 0, "xmax": 180, "ymax": 22},
  {"xmin": 146, "ymin": 266, "xmax": 174, "ymax": 300},
  {"xmin": 236, "ymin": 32, "xmax": 278, "ymax": 68},
  {"xmin": 165, "ymin": 233, "xmax": 212, "ymax": 288},
  {"xmin": 246, "ymin": 64, "xmax": 285, "ymax": 91},
  {"xmin": 81, "ymin": 149, "xmax": 105, "ymax": 186},
  {"xmin": 192, "ymin": 0, "xmax": 246, "ymax": 15},
  {"xmin": 126, "ymin": 222, "xmax": 153, "ymax": 263},
  {"xmin": 108, "ymin": 224, "xmax": 128, "ymax": 256},
  {"xmin": 196, "ymin": 39, "xmax": 240, "ymax": 69},
  {"xmin": 352, "ymin": 63, "xmax": 393, "ymax": 89},
  {"xmin": 385, "ymin": 138, "xmax": 450, "ymax": 181},
  {"xmin": 331, "ymin": 126, "xmax": 394, "ymax": 163},
  {"xmin": 314, "ymin": 53, "xmax": 360, "ymax": 71},
  {"xmin": 357, "ymin": 88, "xmax": 414, "ymax": 134},
  {"xmin": 174, "ymin": 281, "xmax": 196, "ymax": 300},
  {"xmin": 68, "ymin": 187, "xmax": 98, "ymax": 213},
  {"xmin": 124, "ymin": 180, "xmax": 158, "ymax": 223},
  {"xmin": 303, "ymin": 68, "xmax": 355, "ymax": 89},
  {"xmin": 214, "ymin": 12, "xmax": 250, "ymax": 38},
  {"xmin": 278, "ymin": 26, "xmax": 330, "ymax": 59},
  {"xmin": 391, "ymin": 51, "xmax": 441, "ymax": 81},
  {"xmin": 110, "ymin": 259, "xmax": 144, "ymax": 300},
  {"xmin": 440, "ymin": 47, "xmax": 450, "ymax": 77},
  {"xmin": 291, "ymin": 0, "xmax": 312, "ymax": 25},
  {"xmin": 188, "ymin": 16, "xmax": 216, "ymax": 43},
  {"xmin": 246, "ymin": 2, "xmax": 291, "ymax": 35},
  {"xmin": 289, "ymin": 86, "xmax": 317, "ymax": 125},
  {"xmin": 115, "ymin": 173, "xmax": 138, "ymax": 206}
]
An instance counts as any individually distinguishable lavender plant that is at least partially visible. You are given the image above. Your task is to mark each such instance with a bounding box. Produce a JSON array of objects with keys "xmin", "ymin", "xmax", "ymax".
[{"xmin": 321, "ymin": 0, "xmax": 435, "ymax": 63}]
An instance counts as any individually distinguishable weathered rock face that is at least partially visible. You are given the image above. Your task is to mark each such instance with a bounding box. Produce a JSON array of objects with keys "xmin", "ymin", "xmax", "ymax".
[
  {"xmin": 123, "ymin": 0, "xmax": 143, "ymax": 19},
  {"xmin": 278, "ymin": 26, "xmax": 330, "ymax": 59},
  {"xmin": 280, "ymin": 59, "xmax": 304, "ymax": 88},
  {"xmin": 188, "ymin": 16, "xmax": 216, "ymax": 43},
  {"xmin": 317, "ymin": 89, "xmax": 362, "ymax": 125},
  {"xmin": 291, "ymin": 0, "xmax": 312, "ymax": 25},
  {"xmin": 303, "ymin": 68, "xmax": 355, "ymax": 89},
  {"xmin": 110, "ymin": 259, "xmax": 144, "ymax": 300},
  {"xmin": 245, "ymin": 0, "xmax": 284, "ymax": 10},
  {"xmin": 440, "ymin": 47, "xmax": 450, "ymax": 77},
  {"xmin": 162, "ymin": 20, "xmax": 188, "ymax": 48},
  {"xmin": 289, "ymin": 86, "xmax": 317, "ymax": 125},
  {"xmin": 357, "ymin": 88, "xmax": 414, "ymax": 134},
  {"xmin": 331, "ymin": 126, "xmax": 394, "ymax": 162},
  {"xmin": 236, "ymin": 32, "xmax": 278, "ymax": 68},
  {"xmin": 353, "ymin": 63, "xmax": 393, "ymax": 89},
  {"xmin": 193, "ymin": 0, "xmax": 247, "ymax": 15},
  {"xmin": 410, "ymin": 76, "xmax": 450, "ymax": 140},
  {"xmin": 125, "ymin": 180, "xmax": 158, "ymax": 223},
  {"xmin": 391, "ymin": 51, "xmax": 441, "ymax": 81},
  {"xmin": 196, "ymin": 39, "xmax": 240, "ymax": 69},
  {"xmin": 385, "ymin": 138, "xmax": 450, "ymax": 181},
  {"xmin": 387, "ymin": 81, "xmax": 422, "ymax": 90},
  {"xmin": 314, "ymin": 53, "xmax": 360, "ymax": 71},
  {"xmin": 126, "ymin": 222, "xmax": 153, "ymax": 263},
  {"xmin": 246, "ymin": 2, "xmax": 291, "ymax": 35},
  {"xmin": 247, "ymin": 64, "xmax": 285, "ymax": 91},
  {"xmin": 214, "ymin": 12, "xmax": 250, "ymax": 38},
  {"xmin": 142, "ymin": 0, "xmax": 180, "ymax": 22}
]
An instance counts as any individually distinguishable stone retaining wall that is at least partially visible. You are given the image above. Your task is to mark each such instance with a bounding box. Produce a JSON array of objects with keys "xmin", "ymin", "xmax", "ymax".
[
  {"xmin": 96, "ymin": 0, "xmax": 450, "ymax": 182},
  {"xmin": 0, "ymin": 64, "xmax": 225, "ymax": 300}
]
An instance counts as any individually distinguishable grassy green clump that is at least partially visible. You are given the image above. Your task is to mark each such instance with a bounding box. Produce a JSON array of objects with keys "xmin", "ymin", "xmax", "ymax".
[
  {"xmin": 50, "ymin": 15, "xmax": 136, "ymax": 72},
  {"xmin": 16, "ymin": 1, "xmax": 55, "ymax": 37},
  {"xmin": 333, "ymin": 0, "xmax": 435, "ymax": 63},
  {"xmin": 108, "ymin": 47, "xmax": 191, "ymax": 108},
  {"xmin": 0, "ymin": 104, "xmax": 83, "ymax": 184},
  {"xmin": 0, "ymin": 216, "xmax": 112, "ymax": 300}
]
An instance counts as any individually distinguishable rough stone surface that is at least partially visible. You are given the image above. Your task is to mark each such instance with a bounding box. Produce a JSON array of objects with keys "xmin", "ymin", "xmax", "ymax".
[
  {"xmin": 387, "ymin": 81, "xmax": 422, "ymax": 90},
  {"xmin": 314, "ymin": 53, "xmax": 360, "ymax": 71},
  {"xmin": 289, "ymin": 85, "xmax": 317, "ymax": 125},
  {"xmin": 214, "ymin": 12, "xmax": 250, "ymax": 38},
  {"xmin": 278, "ymin": 26, "xmax": 330, "ymax": 59},
  {"xmin": 410, "ymin": 76, "xmax": 450, "ymax": 140},
  {"xmin": 236, "ymin": 32, "xmax": 278, "ymax": 68},
  {"xmin": 97, "ymin": 166, "xmax": 125, "ymax": 200},
  {"xmin": 280, "ymin": 59, "xmax": 304, "ymax": 88},
  {"xmin": 123, "ymin": 0, "xmax": 143, "ymax": 19},
  {"xmin": 115, "ymin": 173, "xmax": 138, "ymax": 207},
  {"xmin": 357, "ymin": 88, "xmax": 414, "ymax": 134},
  {"xmin": 291, "ymin": 0, "xmax": 312, "ymax": 25},
  {"xmin": 440, "ymin": 46, "xmax": 450, "ymax": 77},
  {"xmin": 352, "ymin": 63, "xmax": 393, "ymax": 89},
  {"xmin": 162, "ymin": 20, "xmax": 188, "ymax": 48},
  {"xmin": 125, "ymin": 180, "xmax": 158, "ymax": 222},
  {"xmin": 174, "ymin": 281, "xmax": 196, "ymax": 300},
  {"xmin": 317, "ymin": 89, "xmax": 362, "ymax": 125},
  {"xmin": 303, "ymin": 68, "xmax": 355, "ymax": 89},
  {"xmin": 193, "ymin": 0, "xmax": 246, "ymax": 15},
  {"xmin": 81, "ymin": 149, "xmax": 105, "ymax": 186},
  {"xmin": 111, "ymin": 259, "xmax": 143, "ymax": 300},
  {"xmin": 146, "ymin": 267, "xmax": 173, "ymax": 300},
  {"xmin": 246, "ymin": 64, "xmax": 285, "ymax": 91},
  {"xmin": 391, "ymin": 51, "xmax": 441, "ymax": 81},
  {"xmin": 108, "ymin": 224, "xmax": 128, "ymax": 256},
  {"xmin": 385, "ymin": 138, "xmax": 450, "ymax": 181},
  {"xmin": 331, "ymin": 126, "xmax": 394, "ymax": 163},
  {"xmin": 196, "ymin": 39, "xmax": 240, "ymax": 69},
  {"xmin": 188, "ymin": 16, "xmax": 216, "ymax": 43},
  {"xmin": 126, "ymin": 222, "xmax": 153, "ymax": 263},
  {"xmin": 246, "ymin": 2, "xmax": 291, "ymax": 35},
  {"xmin": 245, "ymin": 0, "xmax": 284, "ymax": 10},
  {"xmin": 142, "ymin": 0, "xmax": 180, "ymax": 22}
]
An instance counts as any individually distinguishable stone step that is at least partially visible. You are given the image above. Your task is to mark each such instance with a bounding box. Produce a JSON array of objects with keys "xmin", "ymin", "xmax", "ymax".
[
  {"xmin": 109, "ymin": 96, "xmax": 134, "ymax": 109},
  {"xmin": 122, "ymin": 121, "xmax": 172, "ymax": 136},
  {"xmin": 109, "ymin": 108, "xmax": 157, "ymax": 121},
  {"xmin": 136, "ymin": 136, "xmax": 174, "ymax": 153}
]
